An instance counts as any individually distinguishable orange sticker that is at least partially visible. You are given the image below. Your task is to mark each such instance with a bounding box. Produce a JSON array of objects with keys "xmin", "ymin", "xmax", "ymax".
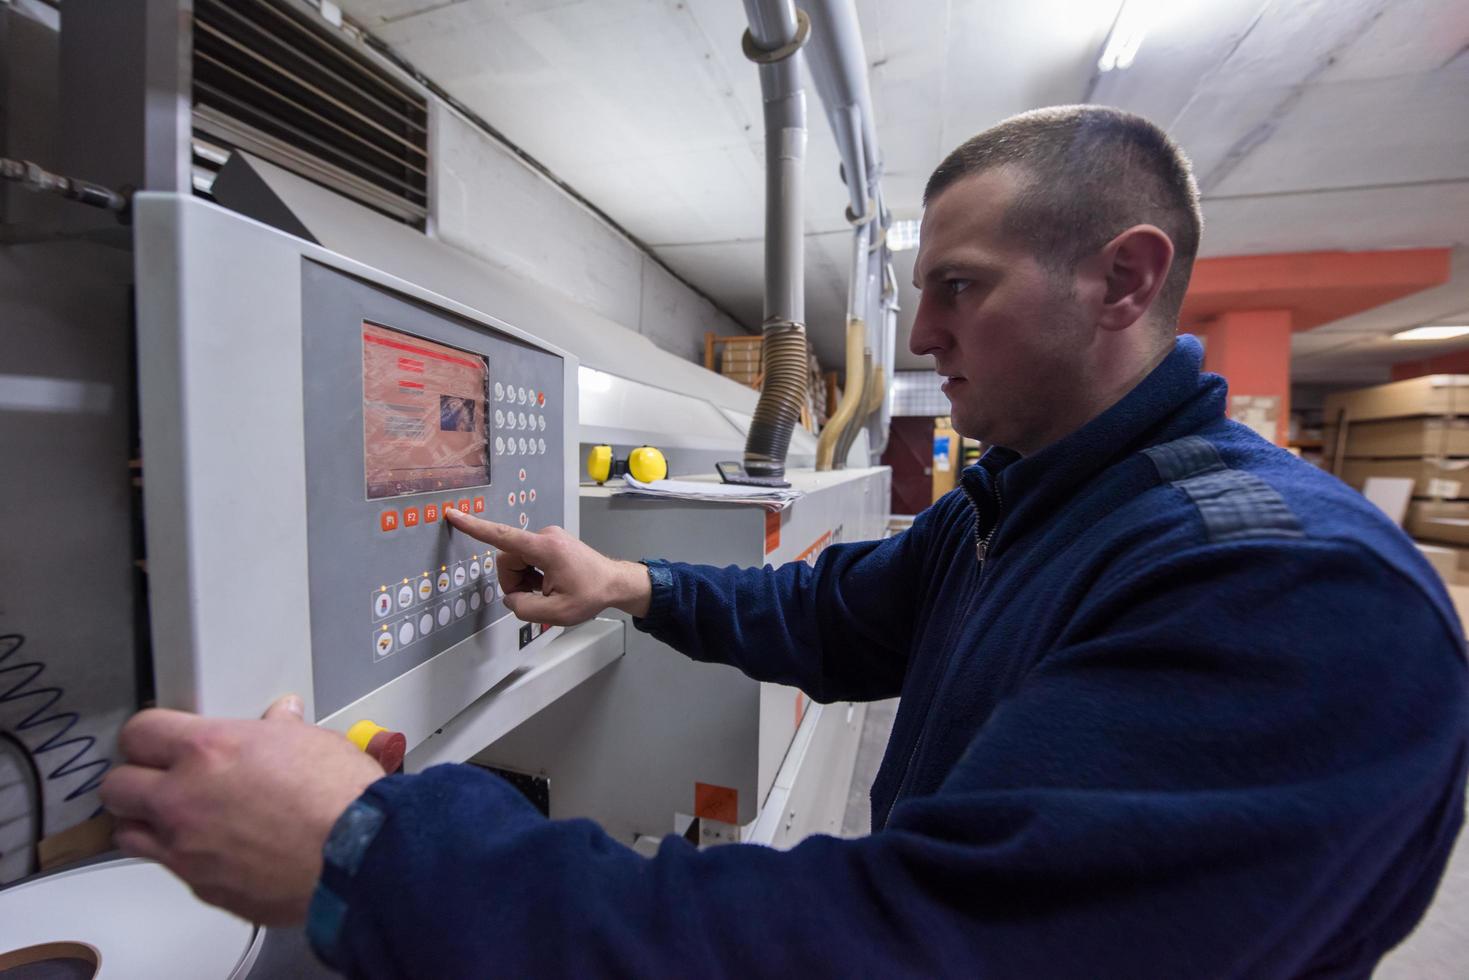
[
  {"xmin": 694, "ymin": 782, "xmax": 739, "ymax": 824},
  {"xmin": 764, "ymin": 510, "xmax": 781, "ymax": 554}
]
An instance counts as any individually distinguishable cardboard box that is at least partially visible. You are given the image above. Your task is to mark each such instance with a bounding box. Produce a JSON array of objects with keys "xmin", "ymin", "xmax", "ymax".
[
  {"xmin": 1325, "ymin": 417, "xmax": 1469, "ymax": 459},
  {"xmin": 1322, "ymin": 375, "xmax": 1469, "ymax": 424},
  {"xmin": 1340, "ymin": 458, "xmax": 1469, "ymax": 498},
  {"xmin": 1406, "ymin": 501, "xmax": 1469, "ymax": 546},
  {"xmin": 1416, "ymin": 543, "xmax": 1460, "ymax": 582}
]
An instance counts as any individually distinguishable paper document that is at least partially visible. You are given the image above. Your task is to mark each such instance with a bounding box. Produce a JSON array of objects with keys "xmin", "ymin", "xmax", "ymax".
[{"xmin": 616, "ymin": 474, "xmax": 804, "ymax": 511}]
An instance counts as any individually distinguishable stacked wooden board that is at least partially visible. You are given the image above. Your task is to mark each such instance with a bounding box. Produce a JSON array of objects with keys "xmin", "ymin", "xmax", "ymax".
[{"xmin": 1324, "ymin": 375, "xmax": 1469, "ymax": 546}]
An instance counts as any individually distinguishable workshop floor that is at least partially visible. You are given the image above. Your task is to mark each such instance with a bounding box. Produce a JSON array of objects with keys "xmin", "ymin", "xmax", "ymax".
[{"xmin": 837, "ymin": 700, "xmax": 1466, "ymax": 976}]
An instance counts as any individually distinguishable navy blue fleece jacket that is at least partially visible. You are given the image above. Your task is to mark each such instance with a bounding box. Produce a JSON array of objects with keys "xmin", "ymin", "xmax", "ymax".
[{"xmin": 309, "ymin": 336, "xmax": 1467, "ymax": 978}]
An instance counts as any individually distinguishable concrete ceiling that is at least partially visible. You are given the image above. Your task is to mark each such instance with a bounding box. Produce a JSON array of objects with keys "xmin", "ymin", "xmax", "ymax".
[{"xmin": 339, "ymin": 0, "xmax": 1469, "ymax": 381}]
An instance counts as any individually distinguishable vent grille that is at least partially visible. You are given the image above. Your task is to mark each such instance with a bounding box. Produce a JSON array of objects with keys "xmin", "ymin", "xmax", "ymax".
[{"xmin": 191, "ymin": 0, "xmax": 428, "ymax": 226}]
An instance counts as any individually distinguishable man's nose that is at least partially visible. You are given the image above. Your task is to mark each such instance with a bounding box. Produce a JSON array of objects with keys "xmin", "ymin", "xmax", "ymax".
[{"xmin": 908, "ymin": 292, "xmax": 946, "ymax": 358}]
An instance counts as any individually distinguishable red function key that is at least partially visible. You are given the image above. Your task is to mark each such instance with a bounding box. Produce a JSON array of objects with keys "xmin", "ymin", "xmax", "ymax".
[
  {"xmin": 402, "ymin": 507, "xmax": 420, "ymax": 527},
  {"xmin": 424, "ymin": 503, "xmax": 440, "ymax": 523},
  {"xmin": 472, "ymin": 497, "xmax": 485, "ymax": 513},
  {"xmin": 380, "ymin": 510, "xmax": 399, "ymax": 532},
  {"xmin": 457, "ymin": 498, "xmax": 472, "ymax": 513}
]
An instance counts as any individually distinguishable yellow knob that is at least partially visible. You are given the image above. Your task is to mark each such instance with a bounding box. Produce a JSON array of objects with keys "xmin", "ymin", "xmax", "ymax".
[
  {"xmin": 346, "ymin": 719, "xmax": 387, "ymax": 752},
  {"xmin": 628, "ymin": 445, "xmax": 668, "ymax": 483}
]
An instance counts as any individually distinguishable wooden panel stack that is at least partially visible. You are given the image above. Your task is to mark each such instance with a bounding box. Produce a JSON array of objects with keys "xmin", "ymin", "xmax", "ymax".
[
  {"xmin": 704, "ymin": 331, "xmax": 763, "ymax": 388},
  {"xmin": 1324, "ymin": 375, "xmax": 1469, "ymax": 546}
]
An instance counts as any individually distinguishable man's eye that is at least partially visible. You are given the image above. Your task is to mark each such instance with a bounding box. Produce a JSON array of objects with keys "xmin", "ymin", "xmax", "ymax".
[{"xmin": 946, "ymin": 279, "xmax": 972, "ymax": 296}]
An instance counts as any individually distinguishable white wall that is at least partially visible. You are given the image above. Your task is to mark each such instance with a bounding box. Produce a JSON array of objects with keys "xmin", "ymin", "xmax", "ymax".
[{"xmin": 430, "ymin": 101, "xmax": 747, "ymax": 365}]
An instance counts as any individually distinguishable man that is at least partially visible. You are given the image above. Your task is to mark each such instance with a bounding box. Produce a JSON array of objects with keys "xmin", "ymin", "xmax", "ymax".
[{"xmin": 101, "ymin": 106, "xmax": 1467, "ymax": 977}]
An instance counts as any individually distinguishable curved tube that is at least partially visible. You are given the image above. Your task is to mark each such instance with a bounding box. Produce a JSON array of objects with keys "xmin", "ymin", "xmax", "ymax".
[{"xmin": 816, "ymin": 316, "xmax": 867, "ymax": 469}]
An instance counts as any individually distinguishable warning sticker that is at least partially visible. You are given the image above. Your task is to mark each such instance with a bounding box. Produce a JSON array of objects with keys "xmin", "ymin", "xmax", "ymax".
[{"xmin": 362, "ymin": 321, "xmax": 491, "ymax": 499}]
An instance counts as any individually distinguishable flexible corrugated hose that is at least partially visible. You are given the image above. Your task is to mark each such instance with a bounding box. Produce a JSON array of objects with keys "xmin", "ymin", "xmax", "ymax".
[{"xmin": 744, "ymin": 321, "xmax": 810, "ymax": 478}]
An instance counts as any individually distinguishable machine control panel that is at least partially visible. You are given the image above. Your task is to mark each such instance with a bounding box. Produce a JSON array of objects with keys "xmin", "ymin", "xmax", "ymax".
[{"xmin": 302, "ymin": 262, "xmax": 566, "ymax": 717}]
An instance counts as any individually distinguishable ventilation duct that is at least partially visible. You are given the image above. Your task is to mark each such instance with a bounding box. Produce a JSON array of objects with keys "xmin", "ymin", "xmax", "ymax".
[{"xmin": 190, "ymin": 0, "xmax": 428, "ymax": 226}]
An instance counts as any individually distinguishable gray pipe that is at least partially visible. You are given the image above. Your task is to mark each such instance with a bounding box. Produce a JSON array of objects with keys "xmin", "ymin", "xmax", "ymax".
[
  {"xmin": 740, "ymin": 0, "xmax": 810, "ymax": 479},
  {"xmin": 796, "ymin": 0, "xmax": 880, "ymax": 220}
]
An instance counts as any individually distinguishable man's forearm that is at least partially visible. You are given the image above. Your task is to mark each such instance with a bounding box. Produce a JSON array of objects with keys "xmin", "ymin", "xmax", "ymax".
[{"xmin": 608, "ymin": 560, "xmax": 653, "ymax": 619}]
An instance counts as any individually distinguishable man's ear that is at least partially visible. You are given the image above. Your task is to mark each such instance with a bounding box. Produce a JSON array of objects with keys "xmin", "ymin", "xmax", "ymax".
[{"xmin": 1098, "ymin": 224, "xmax": 1174, "ymax": 331}]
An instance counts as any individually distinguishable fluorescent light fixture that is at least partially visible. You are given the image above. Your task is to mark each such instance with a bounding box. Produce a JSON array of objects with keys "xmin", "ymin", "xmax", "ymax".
[
  {"xmin": 1098, "ymin": 0, "xmax": 1164, "ymax": 72},
  {"xmin": 1391, "ymin": 325, "xmax": 1469, "ymax": 341},
  {"xmin": 888, "ymin": 219, "xmax": 920, "ymax": 252}
]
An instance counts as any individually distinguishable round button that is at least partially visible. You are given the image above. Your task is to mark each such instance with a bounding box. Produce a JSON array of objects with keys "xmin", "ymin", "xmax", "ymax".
[
  {"xmin": 375, "ymin": 630, "xmax": 394, "ymax": 657},
  {"xmin": 483, "ymin": 585, "xmax": 495, "ymax": 604},
  {"xmin": 437, "ymin": 571, "xmax": 451, "ymax": 593},
  {"xmin": 537, "ymin": 392, "xmax": 545, "ymax": 407},
  {"xmin": 396, "ymin": 584, "xmax": 413, "ymax": 609},
  {"xmin": 507, "ymin": 440, "xmax": 517, "ymax": 455},
  {"xmin": 516, "ymin": 387, "xmax": 527, "ymax": 404},
  {"xmin": 518, "ymin": 412, "xmax": 528, "ymax": 429},
  {"xmin": 417, "ymin": 577, "xmax": 433, "ymax": 601},
  {"xmin": 519, "ymin": 512, "xmax": 529, "ymax": 527},
  {"xmin": 537, "ymin": 438, "xmax": 546, "ymax": 454},
  {"xmin": 437, "ymin": 604, "xmax": 451, "ymax": 627},
  {"xmin": 537, "ymin": 415, "xmax": 546, "ymax": 431},
  {"xmin": 374, "ymin": 592, "xmax": 392, "ymax": 618},
  {"xmin": 494, "ymin": 382, "xmax": 504, "ymax": 402},
  {"xmin": 529, "ymin": 489, "xmax": 537, "ymax": 502},
  {"xmin": 495, "ymin": 436, "xmax": 505, "ymax": 455},
  {"xmin": 507, "ymin": 491, "xmax": 516, "ymax": 506},
  {"xmin": 453, "ymin": 566, "xmax": 466, "ymax": 588},
  {"xmin": 528, "ymin": 441, "xmax": 538, "ymax": 456},
  {"xmin": 519, "ymin": 490, "xmax": 527, "ymax": 505},
  {"xmin": 494, "ymin": 409, "xmax": 504, "ymax": 428},
  {"xmin": 398, "ymin": 620, "xmax": 415, "ymax": 645},
  {"xmin": 454, "ymin": 597, "xmax": 467, "ymax": 619},
  {"xmin": 469, "ymin": 559, "xmax": 481, "ymax": 580},
  {"xmin": 469, "ymin": 592, "xmax": 481, "ymax": 611},
  {"xmin": 518, "ymin": 468, "xmax": 527, "ymax": 482},
  {"xmin": 518, "ymin": 437, "xmax": 528, "ymax": 454},
  {"xmin": 509, "ymin": 413, "xmax": 519, "ymax": 430},
  {"xmin": 418, "ymin": 612, "xmax": 433, "ymax": 636}
]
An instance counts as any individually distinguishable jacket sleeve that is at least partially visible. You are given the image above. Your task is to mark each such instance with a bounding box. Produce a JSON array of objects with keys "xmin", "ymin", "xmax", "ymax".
[
  {"xmin": 307, "ymin": 540, "xmax": 1468, "ymax": 979},
  {"xmin": 631, "ymin": 497, "xmax": 950, "ymax": 703}
]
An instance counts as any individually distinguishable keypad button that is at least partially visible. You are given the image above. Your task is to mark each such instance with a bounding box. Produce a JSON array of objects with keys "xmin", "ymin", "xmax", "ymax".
[
  {"xmin": 469, "ymin": 592, "xmax": 482, "ymax": 611},
  {"xmin": 507, "ymin": 440, "xmax": 517, "ymax": 455},
  {"xmin": 417, "ymin": 577, "xmax": 433, "ymax": 601},
  {"xmin": 454, "ymin": 597, "xmax": 467, "ymax": 619},
  {"xmin": 516, "ymin": 387, "xmax": 526, "ymax": 404},
  {"xmin": 437, "ymin": 571, "xmax": 451, "ymax": 593},
  {"xmin": 453, "ymin": 565, "xmax": 466, "ymax": 588},
  {"xmin": 437, "ymin": 604, "xmax": 451, "ymax": 627},
  {"xmin": 506, "ymin": 491, "xmax": 516, "ymax": 507},
  {"xmin": 529, "ymin": 489, "xmax": 537, "ymax": 503},
  {"xmin": 380, "ymin": 511, "xmax": 399, "ymax": 533},
  {"xmin": 483, "ymin": 585, "xmax": 495, "ymax": 604},
  {"xmin": 518, "ymin": 412, "xmax": 528, "ymax": 429},
  {"xmin": 473, "ymin": 497, "xmax": 485, "ymax": 513},
  {"xmin": 403, "ymin": 507, "xmax": 419, "ymax": 527},
  {"xmin": 537, "ymin": 392, "xmax": 545, "ymax": 407},
  {"xmin": 518, "ymin": 468, "xmax": 527, "ymax": 482},
  {"xmin": 397, "ymin": 620, "xmax": 415, "ymax": 646},
  {"xmin": 495, "ymin": 437, "xmax": 505, "ymax": 455},
  {"xmin": 375, "ymin": 630, "xmax": 394, "ymax": 657},
  {"xmin": 419, "ymin": 612, "xmax": 433, "ymax": 636},
  {"xmin": 374, "ymin": 591, "xmax": 392, "ymax": 618},
  {"xmin": 424, "ymin": 503, "xmax": 440, "ymax": 523},
  {"xmin": 495, "ymin": 409, "xmax": 504, "ymax": 428},
  {"xmin": 457, "ymin": 498, "xmax": 471, "ymax": 513},
  {"xmin": 538, "ymin": 415, "xmax": 546, "ymax": 431},
  {"xmin": 519, "ymin": 512, "xmax": 529, "ymax": 527},
  {"xmin": 537, "ymin": 438, "xmax": 546, "ymax": 454},
  {"xmin": 494, "ymin": 382, "xmax": 504, "ymax": 402},
  {"xmin": 469, "ymin": 560, "xmax": 481, "ymax": 580},
  {"xmin": 519, "ymin": 490, "xmax": 527, "ymax": 505},
  {"xmin": 396, "ymin": 584, "xmax": 414, "ymax": 609},
  {"xmin": 518, "ymin": 438, "xmax": 528, "ymax": 454}
]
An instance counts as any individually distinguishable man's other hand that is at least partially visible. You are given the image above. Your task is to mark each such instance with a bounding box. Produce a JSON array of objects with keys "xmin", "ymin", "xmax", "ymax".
[
  {"xmin": 98, "ymin": 695, "xmax": 383, "ymax": 926},
  {"xmin": 444, "ymin": 509, "xmax": 651, "ymax": 623}
]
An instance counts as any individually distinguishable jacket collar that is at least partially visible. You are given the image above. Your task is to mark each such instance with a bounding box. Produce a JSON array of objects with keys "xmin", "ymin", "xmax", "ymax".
[{"xmin": 959, "ymin": 334, "xmax": 1226, "ymax": 552}]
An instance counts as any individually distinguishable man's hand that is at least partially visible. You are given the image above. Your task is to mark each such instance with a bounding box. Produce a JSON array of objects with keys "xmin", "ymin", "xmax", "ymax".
[
  {"xmin": 98, "ymin": 695, "xmax": 383, "ymax": 926},
  {"xmin": 444, "ymin": 508, "xmax": 651, "ymax": 623}
]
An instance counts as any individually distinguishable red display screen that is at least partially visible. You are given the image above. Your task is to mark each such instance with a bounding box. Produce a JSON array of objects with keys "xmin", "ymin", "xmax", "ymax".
[{"xmin": 362, "ymin": 322, "xmax": 490, "ymax": 499}]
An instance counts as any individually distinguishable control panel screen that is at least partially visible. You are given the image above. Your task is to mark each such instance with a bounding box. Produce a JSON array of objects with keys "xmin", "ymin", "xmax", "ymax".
[{"xmin": 362, "ymin": 321, "xmax": 491, "ymax": 499}]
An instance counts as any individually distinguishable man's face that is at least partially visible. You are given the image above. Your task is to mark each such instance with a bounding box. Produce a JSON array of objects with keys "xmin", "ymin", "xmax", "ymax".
[{"xmin": 910, "ymin": 168, "xmax": 1096, "ymax": 450}]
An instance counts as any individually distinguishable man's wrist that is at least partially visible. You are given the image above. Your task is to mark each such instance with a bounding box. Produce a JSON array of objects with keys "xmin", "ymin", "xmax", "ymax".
[{"xmin": 610, "ymin": 560, "xmax": 653, "ymax": 619}]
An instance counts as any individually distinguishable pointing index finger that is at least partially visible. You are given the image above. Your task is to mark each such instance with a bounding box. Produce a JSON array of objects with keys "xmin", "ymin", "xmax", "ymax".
[{"xmin": 445, "ymin": 508, "xmax": 547, "ymax": 561}]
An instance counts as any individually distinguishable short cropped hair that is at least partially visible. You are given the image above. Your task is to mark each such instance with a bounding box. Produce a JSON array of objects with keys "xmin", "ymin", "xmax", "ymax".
[{"xmin": 924, "ymin": 105, "xmax": 1202, "ymax": 323}]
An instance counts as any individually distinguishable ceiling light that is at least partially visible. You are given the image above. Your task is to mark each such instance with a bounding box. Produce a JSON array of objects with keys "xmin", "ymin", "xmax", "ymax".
[
  {"xmin": 1097, "ymin": 0, "xmax": 1164, "ymax": 72},
  {"xmin": 1391, "ymin": 325, "xmax": 1469, "ymax": 341},
  {"xmin": 888, "ymin": 219, "xmax": 920, "ymax": 252}
]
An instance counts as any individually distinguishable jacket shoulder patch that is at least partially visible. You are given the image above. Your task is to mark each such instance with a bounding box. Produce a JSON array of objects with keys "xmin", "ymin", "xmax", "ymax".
[{"xmin": 1143, "ymin": 436, "xmax": 1303, "ymax": 543}]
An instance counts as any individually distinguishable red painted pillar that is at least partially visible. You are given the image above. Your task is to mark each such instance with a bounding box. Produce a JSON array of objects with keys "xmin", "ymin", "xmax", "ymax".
[{"xmin": 1197, "ymin": 309, "xmax": 1294, "ymax": 446}]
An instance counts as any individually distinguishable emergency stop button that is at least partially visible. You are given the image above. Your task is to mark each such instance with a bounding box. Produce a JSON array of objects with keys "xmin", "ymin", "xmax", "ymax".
[{"xmin": 347, "ymin": 720, "xmax": 407, "ymax": 774}]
